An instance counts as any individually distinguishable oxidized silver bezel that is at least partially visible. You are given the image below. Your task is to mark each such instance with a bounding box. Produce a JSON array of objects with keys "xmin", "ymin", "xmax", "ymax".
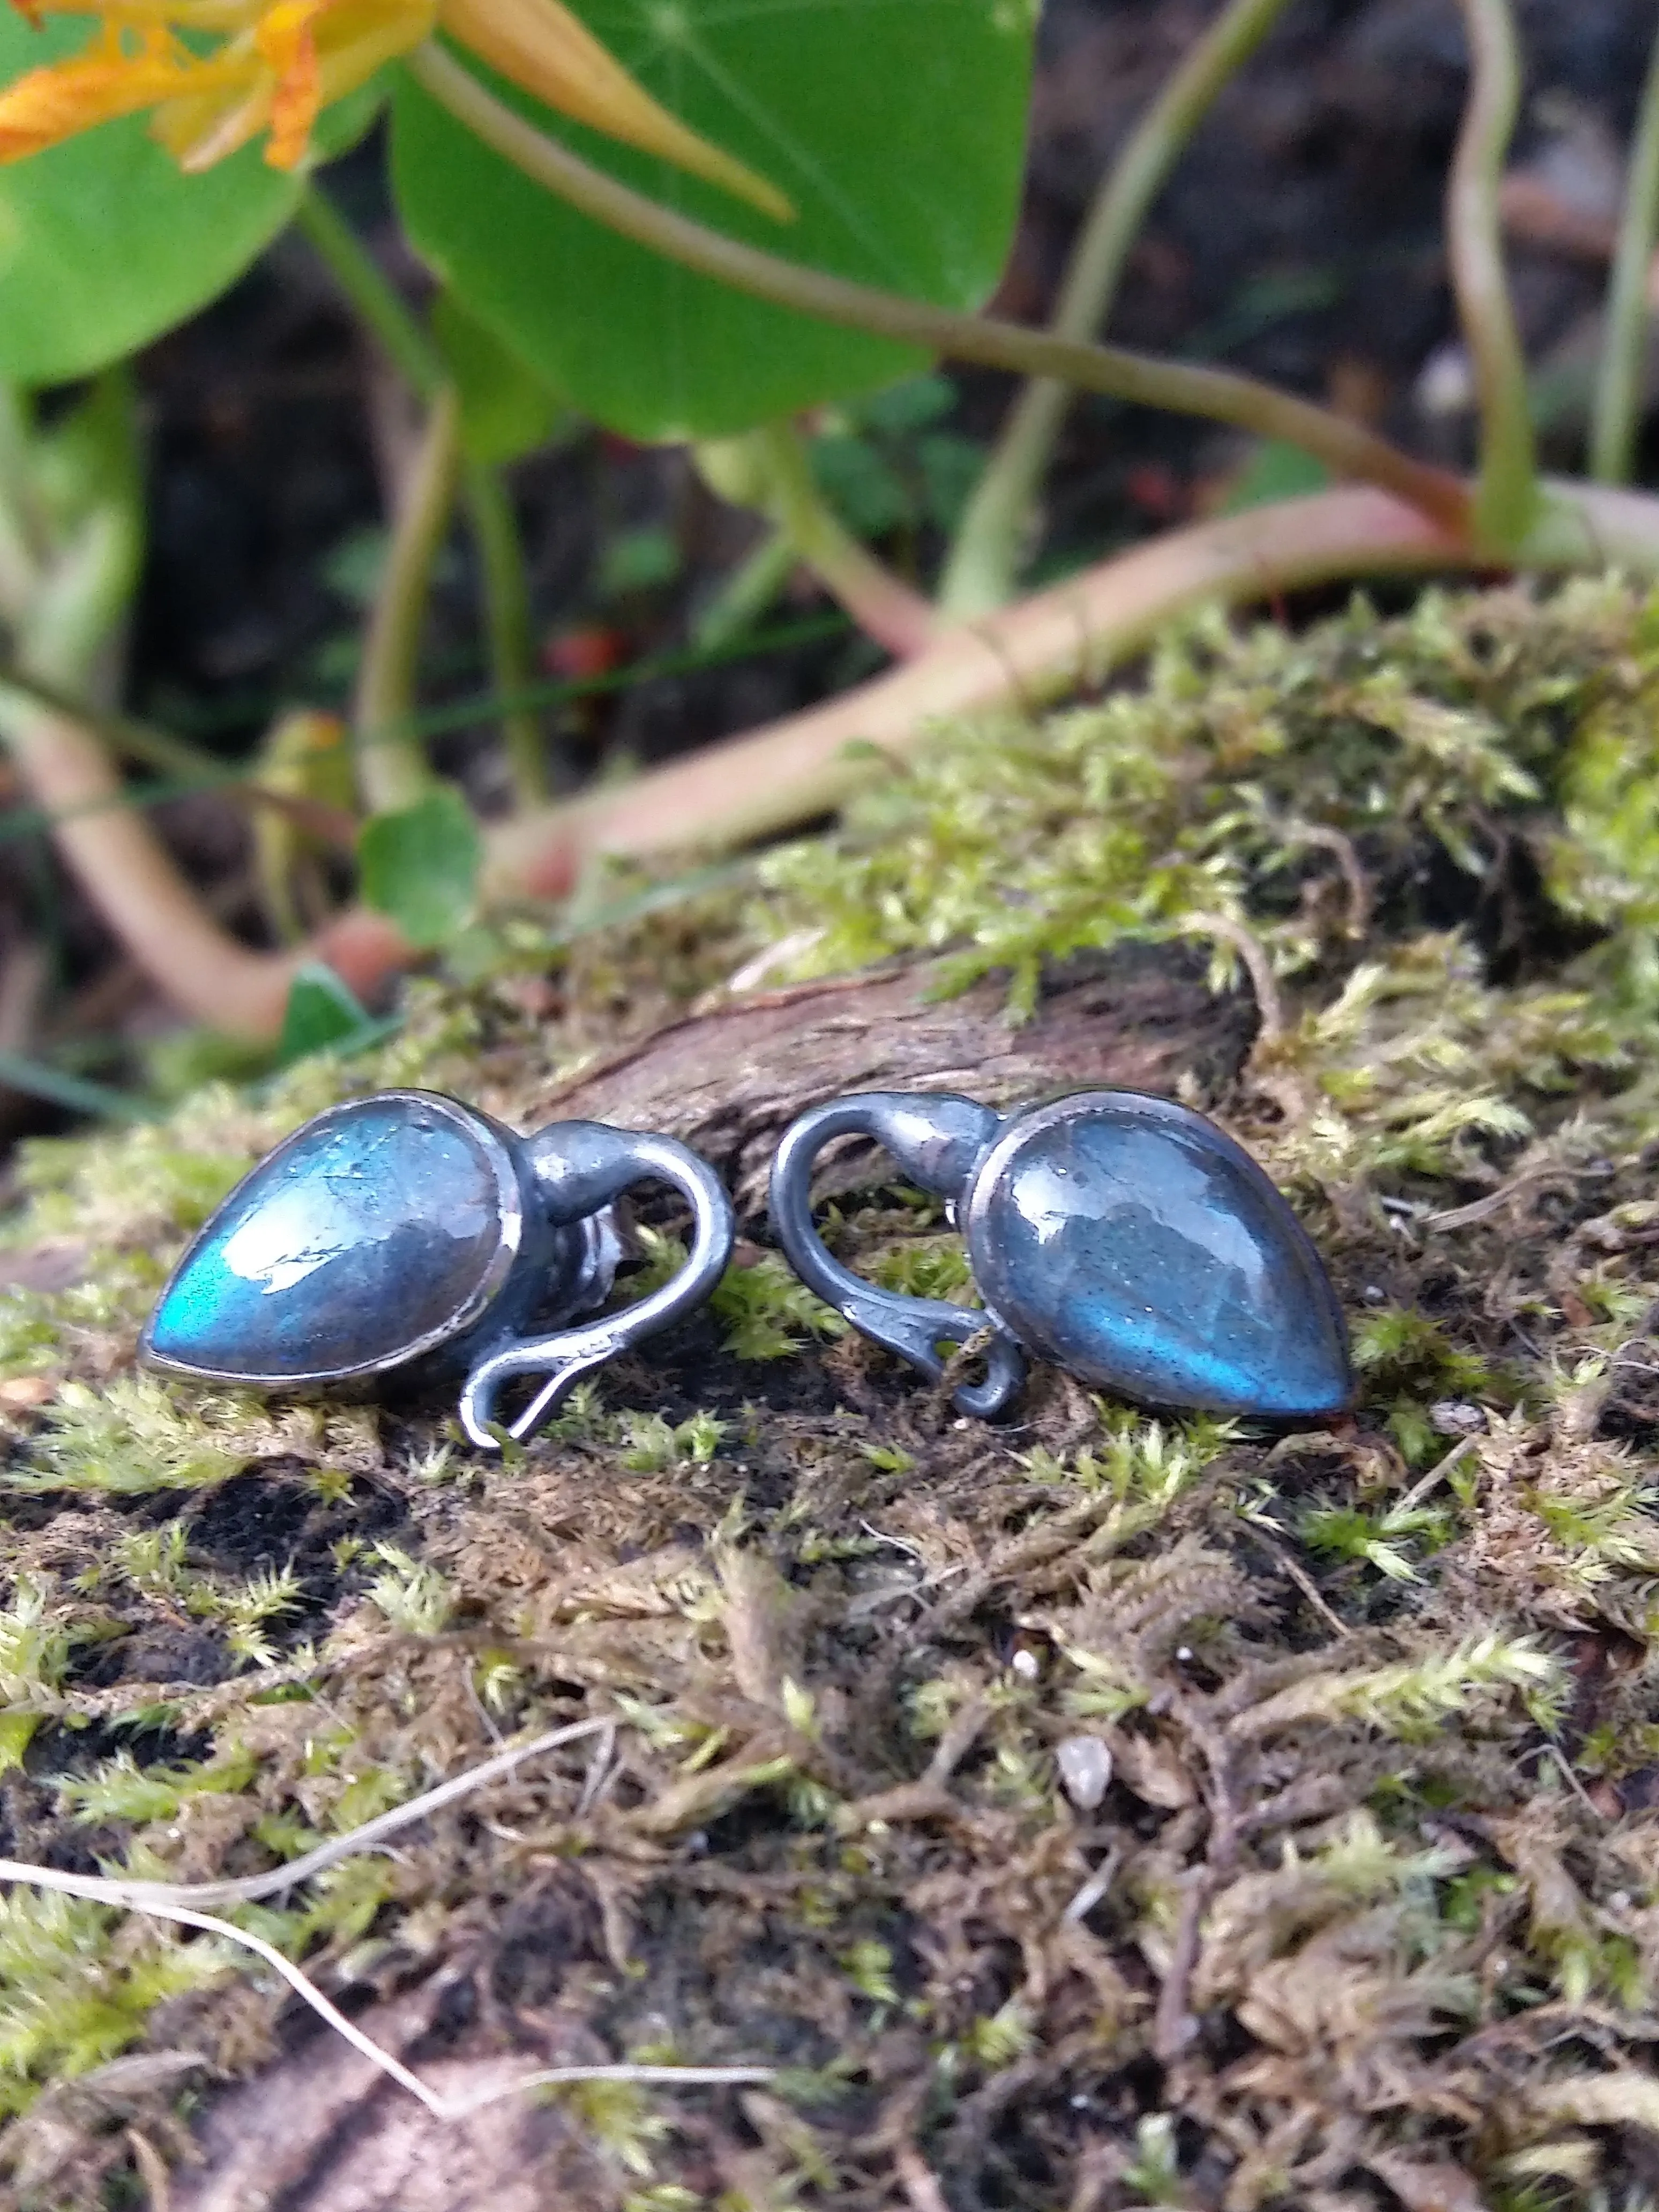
[{"xmin": 138, "ymin": 1088, "xmax": 526, "ymax": 1389}]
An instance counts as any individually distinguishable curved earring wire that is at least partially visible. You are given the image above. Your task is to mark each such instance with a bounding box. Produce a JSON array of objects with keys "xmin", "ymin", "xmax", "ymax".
[
  {"xmin": 768, "ymin": 1090, "xmax": 1026, "ymax": 1419},
  {"xmin": 459, "ymin": 1124, "xmax": 734, "ymax": 1449}
]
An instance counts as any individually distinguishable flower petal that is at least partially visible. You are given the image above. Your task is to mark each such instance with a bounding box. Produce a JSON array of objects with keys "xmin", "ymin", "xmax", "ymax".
[
  {"xmin": 0, "ymin": 42, "xmax": 198, "ymax": 158},
  {"xmin": 254, "ymin": 0, "xmax": 321, "ymax": 165},
  {"xmin": 437, "ymin": 0, "xmax": 792, "ymax": 221}
]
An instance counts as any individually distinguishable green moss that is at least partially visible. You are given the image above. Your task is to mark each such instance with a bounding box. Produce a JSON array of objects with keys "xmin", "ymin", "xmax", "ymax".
[{"xmin": 6, "ymin": 579, "xmax": 1659, "ymax": 2206}]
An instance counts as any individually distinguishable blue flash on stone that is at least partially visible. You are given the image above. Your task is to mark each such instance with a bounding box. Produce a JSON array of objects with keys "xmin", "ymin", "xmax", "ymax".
[
  {"xmin": 964, "ymin": 1095, "xmax": 1351, "ymax": 1420},
  {"xmin": 140, "ymin": 1087, "xmax": 737, "ymax": 1452},
  {"xmin": 769, "ymin": 1087, "xmax": 1353, "ymax": 1423},
  {"xmin": 143, "ymin": 1093, "xmax": 522, "ymax": 1384}
]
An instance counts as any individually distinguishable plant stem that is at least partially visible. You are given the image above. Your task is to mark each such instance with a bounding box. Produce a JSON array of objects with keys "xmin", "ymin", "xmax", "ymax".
[
  {"xmin": 703, "ymin": 424, "xmax": 934, "ymax": 657},
  {"xmin": 465, "ymin": 458, "xmax": 546, "ymax": 803},
  {"xmin": 0, "ymin": 662, "xmax": 357, "ymax": 844},
  {"xmin": 483, "ymin": 474, "xmax": 1659, "ymax": 899},
  {"xmin": 939, "ymin": 0, "xmax": 1296, "ymax": 618},
  {"xmin": 354, "ymin": 385, "xmax": 461, "ymax": 813},
  {"xmin": 1448, "ymin": 0, "xmax": 1537, "ymax": 549},
  {"xmin": 405, "ymin": 43, "xmax": 1472, "ymax": 539},
  {"xmin": 295, "ymin": 185, "xmax": 445, "ymax": 400},
  {"xmin": 297, "ymin": 180, "xmax": 554, "ymax": 806},
  {"xmin": 693, "ymin": 524, "xmax": 796, "ymax": 651},
  {"xmin": 484, "ymin": 485, "xmax": 1463, "ymax": 896},
  {"xmin": 1590, "ymin": 16, "xmax": 1659, "ymax": 484},
  {"xmin": 43, "ymin": 469, "xmax": 1659, "ymax": 1041}
]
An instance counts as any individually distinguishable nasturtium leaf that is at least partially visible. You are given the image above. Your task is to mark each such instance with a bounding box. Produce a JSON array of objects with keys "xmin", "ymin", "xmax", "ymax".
[
  {"xmin": 431, "ymin": 290, "xmax": 568, "ymax": 464},
  {"xmin": 357, "ymin": 785, "xmax": 483, "ymax": 950},
  {"xmin": 390, "ymin": 0, "xmax": 1036, "ymax": 441},
  {"xmin": 0, "ymin": 11, "xmax": 300, "ymax": 387}
]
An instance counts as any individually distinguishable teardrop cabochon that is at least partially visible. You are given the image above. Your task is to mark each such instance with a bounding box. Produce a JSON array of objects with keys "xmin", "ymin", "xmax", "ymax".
[
  {"xmin": 960, "ymin": 1091, "xmax": 1352, "ymax": 1421},
  {"xmin": 140, "ymin": 1090, "xmax": 530, "ymax": 1387}
]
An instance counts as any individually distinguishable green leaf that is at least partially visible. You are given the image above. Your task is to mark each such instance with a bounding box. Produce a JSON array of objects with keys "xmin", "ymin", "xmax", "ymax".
[
  {"xmin": 390, "ymin": 0, "xmax": 1035, "ymax": 440},
  {"xmin": 357, "ymin": 784, "xmax": 482, "ymax": 949},
  {"xmin": 0, "ymin": 12, "xmax": 301, "ymax": 386},
  {"xmin": 432, "ymin": 289, "xmax": 567, "ymax": 464},
  {"xmin": 277, "ymin": 965, "xmax": 374, "ymax": 1066}
]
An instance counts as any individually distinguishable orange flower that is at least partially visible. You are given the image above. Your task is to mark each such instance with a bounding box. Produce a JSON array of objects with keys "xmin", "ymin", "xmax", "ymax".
[{"xmin": 0, "ymin": 0, "xmax": 791, "ymax": 215}]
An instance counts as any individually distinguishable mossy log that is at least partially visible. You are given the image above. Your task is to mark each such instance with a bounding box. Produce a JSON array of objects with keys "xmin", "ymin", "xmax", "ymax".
[{"xmin": 3, "ymin": 580, "xmax": 1659, "ymax": 2209}]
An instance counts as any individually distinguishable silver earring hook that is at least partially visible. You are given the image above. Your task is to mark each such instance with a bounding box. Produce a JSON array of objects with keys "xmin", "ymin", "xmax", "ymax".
[
  {"xmin": 768, "ymin": 1090, "xmax": 1026, "ymax": 1419},
  {"xmin": 460, "ymin": 1124, "xmax": 734, "ymax": 1449}
]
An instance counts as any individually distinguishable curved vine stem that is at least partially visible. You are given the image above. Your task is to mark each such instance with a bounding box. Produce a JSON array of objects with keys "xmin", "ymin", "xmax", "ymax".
[
  {"xmin": 404, "ymin": 42, "xmax": 1471, "ymax": 540},
  {"xmin": 298, "ymin": 182, "xmax": 552, "ymax": 806},
  {"xmin": 465, "ymin": 458, "xmax": 547, "ymax": 803},
  {"xmin": 1448, "ymin": 0, "xmax": 1537, "ymax": 549},
  {"xmin": 939, "ymin": 0, "xmax": 1297, "ymax": 618},
  {"xmin": 295, "ymin": 187, "xmax": 446, "ymax": 399},
  {"xmin": 18, "ymin": 474, "xmax": 1659, "ymax": 1042},
  {"xmin": 1590, "ymin": 13, "xmax": 1659, "ymax": 485},
  {"xmin": 353, "ymin": 385, "xmax": 460, "ymax": 813},
  {"xmin": 696, "ymin": 423, "xmax": 936, "ymax": 657}
]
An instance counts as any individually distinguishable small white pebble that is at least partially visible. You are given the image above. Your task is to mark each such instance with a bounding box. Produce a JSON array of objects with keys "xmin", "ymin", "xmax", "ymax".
[
  {"xmin": 1056, "ymin": 1733, "xmax": 1113, "ymax": 1811},
  {"xmin": 1430, "ymin": 1399, "xmax": 1488, "ymax": 1437},
  {"xmin": 1176, "ymin": 1646, "xmax": 1194, "ymax": 1663},
  {"xmin": 1011, "ymin": 1648, "xmax": 1040, "ymax": 1682}
]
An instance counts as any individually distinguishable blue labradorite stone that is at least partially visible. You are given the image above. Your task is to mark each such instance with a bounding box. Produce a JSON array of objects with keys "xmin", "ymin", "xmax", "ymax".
[
  {"xmin": 965, "ymin": 1094, "xmax": 1351, "ymax": 1420},
  {"xmin": 145, "ymin": 1094, "xmax": 513, "ymax": 1381}
]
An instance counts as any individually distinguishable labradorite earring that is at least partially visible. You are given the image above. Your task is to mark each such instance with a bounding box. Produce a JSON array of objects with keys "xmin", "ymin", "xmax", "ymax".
[
  {"xmin": 768, "ymin": 1088, "xmax": 1352, "ymax": 1423},
  {"xmin": 140, "ymin": 1089, "xmax": 734, "ymax": 1448}
]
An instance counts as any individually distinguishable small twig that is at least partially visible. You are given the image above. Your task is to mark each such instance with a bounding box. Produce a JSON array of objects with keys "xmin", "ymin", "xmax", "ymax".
[
  {"xmin": 1590, "ymin": 12, "xmax": 1659, "ymax": 484},
  {"xmin": 1426, "ymin": 1160, "xmax": 1567, "ymax": 1229},
  {"xmin": 1153, "ymin": 1865, "xmax": 1212, "ymax": 2060},
  {"xmin": 1448, "ymin": 0, "xmax": 1537, "ymax": 549},
  {"xmin": 124, "ymin": 2128, "xmax": 171, "ymax": 2212},
  {"xmin": 354, "ymin": 386, "xmax": 460, "ymax": 813},
  {"xmin": 1182, "ymin": 910, "xmax": 1283, "ymax": 1044},
  {"xmin": 940, "ymin": 0, "xmax": 1297, "ymax": 617},
  {"xmin": 1063, "ymin": 1843, "xmax": 1122, "ymax": 1925},
  {"xmin": 895, "ymin": 2143, "xmax": 956, "ymax": 2212},
  {"xmin": 1546, "ymin": 1741, "xmax": 1610, "ymax": 1825},
  {"xmin": 485, "ymin": 484, "xmax": 1467, "ymax": 904},
  {"xmin": 406, "ymin": 42, "xmax": 1472, "ymax": 537},
  {"xmin": 1235, "ymin": 1518, "xmax": 1351, "ymax": 1640},
  {"xmin": 1281, "ymin": 819, "xmax": 1371, "ymax": 938},
  {"xmin": 0, "ymin": 1714, "xmax": 776, "ymax": 2120},
  {"xmin": 43, "ymin": 474, "xmax": 1659, "ymax": 1041},
  {"xmin": 113, "ymin": 1715, "xmax": 611, "ymax": 1909},
  {"xmin": 0, "ymin": 1859, "xmax": 775, "ymax": 2119},
  {"xmin": 577, "ymin": 1720, "xmax": 617, "ymax": 1817},
  {"xmin": 1394, "ymin": 1434, "xmax": 1477, "ymax": 1515}
]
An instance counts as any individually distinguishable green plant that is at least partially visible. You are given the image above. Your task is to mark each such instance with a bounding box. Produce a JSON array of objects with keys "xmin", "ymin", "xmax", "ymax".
[{"xmin": 4, "ymin": 0, "xmax": 1659, "ymax": 1062}]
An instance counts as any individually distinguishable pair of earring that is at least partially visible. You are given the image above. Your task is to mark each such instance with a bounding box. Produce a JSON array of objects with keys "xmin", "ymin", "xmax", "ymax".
[{"xmin": 141, "ymin": 1083, "xmax": 1352, "ymax": 1449}]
